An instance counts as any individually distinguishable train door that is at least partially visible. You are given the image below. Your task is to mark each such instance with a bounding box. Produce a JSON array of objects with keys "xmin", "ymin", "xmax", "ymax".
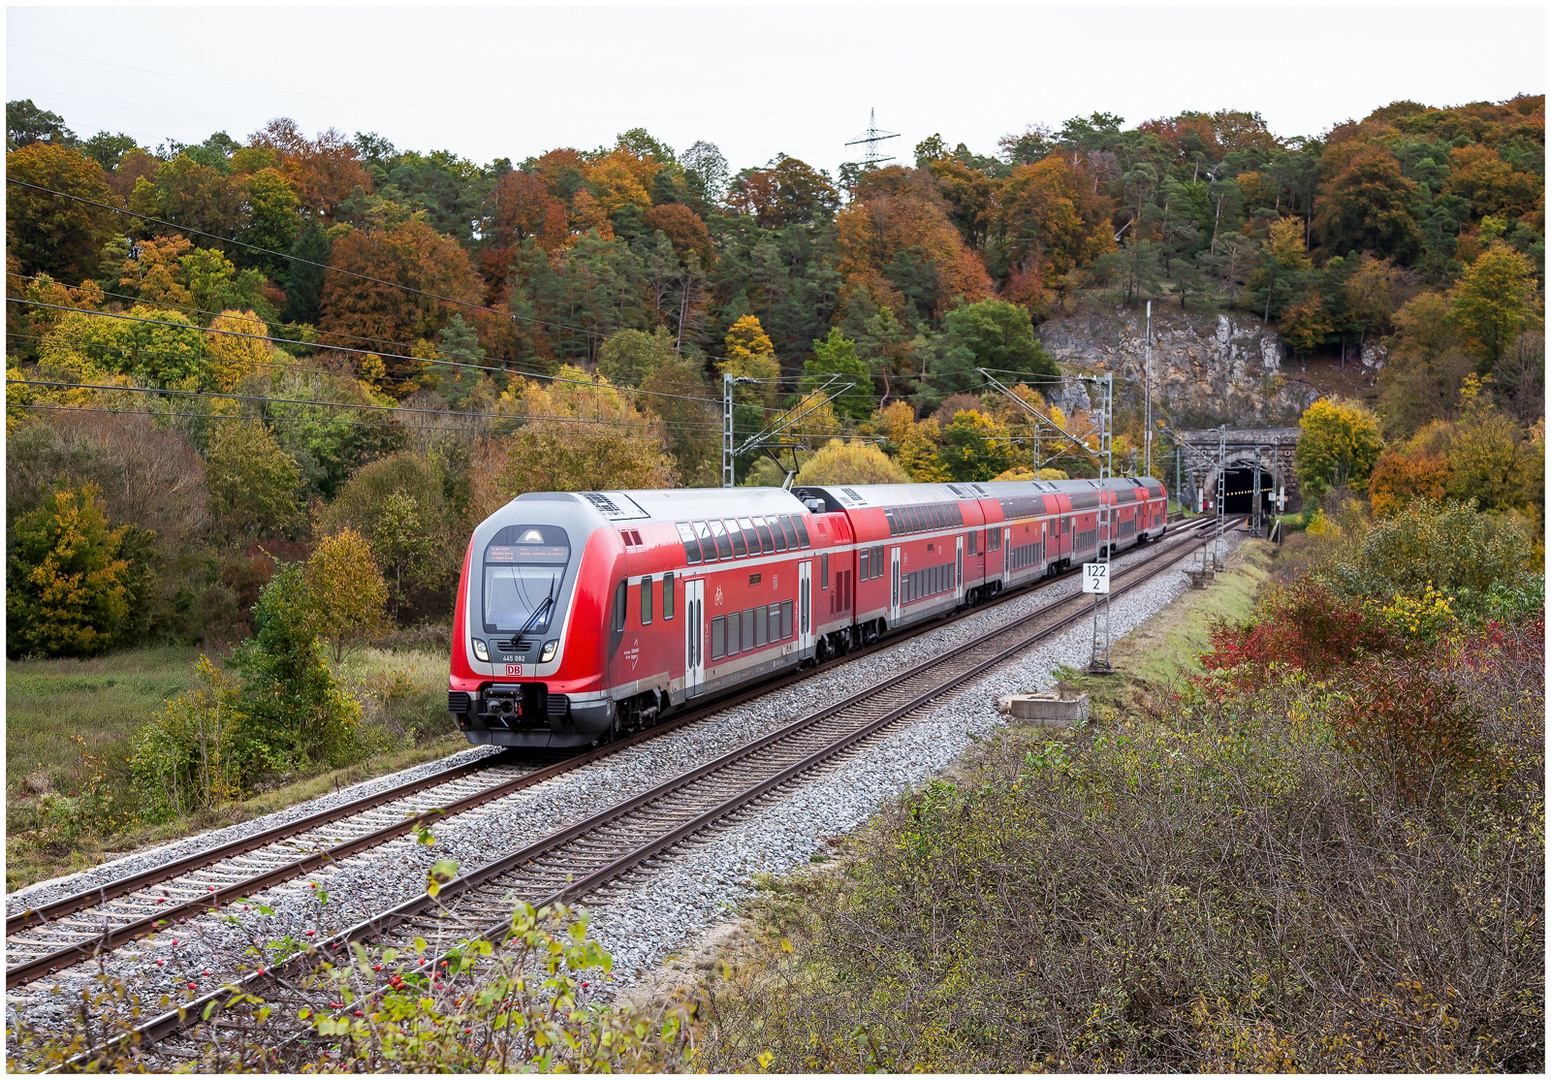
[
  {"xmin": 1040, "ymin": 520, "xmax": 1048, "ymax": 571},
  {"xmin": 955, "ymin": 535, "xmax": 964, "ymax": 600},
  {"xmin": 890, "ymin": 546, "xmax": 901, "ymax": 623},
  {"xmin": 798, "ymin": 560, "xmax": 812, "ymax": 654},
  {"xmin": 684, "ymin": 578, "xmax": 704, "ymax": 697},
  {"xmin": 1002, "ymin": 527, "xmax": 1011, "ymax": 587}
]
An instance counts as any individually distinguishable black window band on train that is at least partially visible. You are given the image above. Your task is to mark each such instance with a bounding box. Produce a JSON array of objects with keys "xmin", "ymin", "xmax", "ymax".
[
  {"xmin": 726, "ymin": 520, "xmax": 747, "ymax": 558},
  {"xmin": 640, "ymin": 575, "xmax": 653, "ymax": 625},
  {"xmin": 769, "ymin": 515, "xmax": 787, "ymax": 552},
  {"xmin": 663, "ymin": 572, "xmax": 675, "ymax": 620},
  {"xmin": 793, "ymin": 516, "xmax": 811, "ymax": 548},
  {"xmin": 753, "ymin": 518, "xmax": 774, "ymax": 554},
  {"xmin": 738, "ymin": 517, "xmax": 759, "ymax": 554},
  {"xmin": 694, "ymin": 520, "xmax": 717, "ymax": 562}
]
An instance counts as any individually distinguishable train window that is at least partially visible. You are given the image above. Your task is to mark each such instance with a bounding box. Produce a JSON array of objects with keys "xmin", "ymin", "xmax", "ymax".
[
  {"xmin": 885, "ymin": 508, "xmax": 897, "ymax": 536},
  {"xmin": 859, "ymin": 547, "xmax": 870, "ymax": 580},
  {"xmin": 612, "ymin": 581, "xmax": 627, "ymax": 632},
  {"xmin": 663, "ymin": 572, "xmax": 675, "ymax": 620},
  {"xmin": 738, "ymin": 517, "xmax": 760, "ymax": 554},
  {"xmin": 755, "ymin": 605, "xmax": 768, "ymax": 647},
  {"xmin": 821, "ymin": 552, "xmax": 829, "ymax": 588},
  {"xmin": 694, "ymin": 521, "xmax": 718, "ymax": 563},
  {"xmin": 742, "ymin": 608, "xmax": 755, "ymax": 651},
  {"xmin": 768, "ymin": 516, "xmax": 788, "ymax": 553},
  {"xmin": 725, "ymin": 520, "xmax": 747, "ymax": 558},
  {"xmin": 711, "ymin": 616, "xmax": 726, "ymax": 661},
  {"xmin": 640, "ymin": 576, "xmax": 653, "ymax": 625},
  {"xmin": 991, "ymin": 529, "xmax": 1001, "ymax": 551},
  {"xmin": 952, "ymin": 505, "xmax": 962, "ymax": 526},
  {"xmin": 710, "ymin": 520, "xmax": 734, "ymax": 560},
  {"xmin": 768, "ymin": 605, "xmax": 781, "ymax": 643},
  {"xmin": 873, "ymin": 545, "xmax": 884, "ymax": 577},
  {"xmin": 726, "ymin": 610, "xmax": 740, "ymax": 656},
  {"xmin": 915, "ymin": 506, "xmax": 928, "ymax": 532},
  {"xmin": 781, "ymin": 600, "xmax": 793, "ymax": 640},
  {"xmin": 753, "ymin": 517, "xmax": 775, "ymax": 554},
  {"xmin": 793, "ymin": 516, "xmax": 811, "ymax": 548},
  {"xmin": 778, "ymin": 515, "xmax": 800, "ymax": 550},
  {"xmin": 932, "ymin": 505, "xmax": 945, "ymax": 528},
  {"xmin": 967, "ymin": 531, "xmax": 976, "ymax": 556},
  {"xmin": 676, "ymin": 522, "xmax": 702, "ymax": 565}
]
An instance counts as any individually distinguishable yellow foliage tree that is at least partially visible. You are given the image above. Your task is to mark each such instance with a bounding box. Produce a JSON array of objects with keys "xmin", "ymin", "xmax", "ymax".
[
  {"xmin": 1295, "ymin": 396, "xmax": 1384, "ymax": 500},
  {"xmin": 205, "ymin": 309, "xmax": 276, "ymax": 392},
  {"xmin": 305, "ymin": 527, "xmax": 389, "ymax": 663},
  {"xmin": 720, "ymin": 315, "xmax": 780, "ymax": 409},
  {"xmin": 476, "ymin": 367, "xmax": 678, "ymax": 516},
  {"xmin": 796, "ymin": 440, "xmax": 910, "ymax": 486}
]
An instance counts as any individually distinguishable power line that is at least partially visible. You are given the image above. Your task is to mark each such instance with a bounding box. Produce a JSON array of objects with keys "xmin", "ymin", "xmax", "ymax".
[{"xmin": 6, "ymin": 296, "xmax": 796, "ymax": 416}]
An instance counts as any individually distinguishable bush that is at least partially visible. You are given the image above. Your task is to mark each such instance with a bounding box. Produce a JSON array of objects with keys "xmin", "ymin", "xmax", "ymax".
[
  {"xmin": 130, "ymin": 655, "xmax": 244, "ymax": 821},
  {"xmin": 698, "ymin": 618, "xmax": 1544, "ymax": 1072},
  {"xmin": 229, "ymin": 564, "xmax": 362, "ymax": 774}
]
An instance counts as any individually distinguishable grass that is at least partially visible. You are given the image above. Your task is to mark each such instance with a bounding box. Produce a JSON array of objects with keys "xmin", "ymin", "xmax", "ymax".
[
  {"xmin": 1053, "ymin": 537, "xmax": 1273, "ymax": 716},
  {"xmin": 6, "ymin": 643, "xmax": 464, "ymax": 893}
]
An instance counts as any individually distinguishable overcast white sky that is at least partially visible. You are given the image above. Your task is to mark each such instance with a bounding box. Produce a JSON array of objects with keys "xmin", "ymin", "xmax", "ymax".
[{"xmin": 7, "ymin": 3, "xmax": 1546, "ymax": 178}]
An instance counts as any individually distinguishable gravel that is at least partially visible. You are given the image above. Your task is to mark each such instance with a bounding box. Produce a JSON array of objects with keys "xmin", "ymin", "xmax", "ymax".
[{"xmin": 7, "ymin": 530, "xmax": 1236, "ymax": 1032}]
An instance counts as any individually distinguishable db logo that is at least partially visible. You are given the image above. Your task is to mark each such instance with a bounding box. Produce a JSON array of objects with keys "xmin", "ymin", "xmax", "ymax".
[{"xmin": 505, "ymin": 663, "xmax": 523, "ymax": 677}]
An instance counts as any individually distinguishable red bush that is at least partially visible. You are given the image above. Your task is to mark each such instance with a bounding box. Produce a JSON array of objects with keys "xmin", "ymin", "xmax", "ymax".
[{"xmin": 1201, "ymin": 578, "xmax": 1393, "ymax": 678}]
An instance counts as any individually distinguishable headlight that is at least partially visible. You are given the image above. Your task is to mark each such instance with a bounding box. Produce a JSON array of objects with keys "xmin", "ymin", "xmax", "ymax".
[
  {"xmin": 540, "ymin": 640, "xmax": 558, "ymax": 662},
  {"xmin": 472, "ymin": 638, "xmax": 489, "ymax": 662}
]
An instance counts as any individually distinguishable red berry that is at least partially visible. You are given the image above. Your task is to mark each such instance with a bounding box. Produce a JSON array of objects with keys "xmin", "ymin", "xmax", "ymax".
[
  {"xmin": 208, "ymin": 886, "xmax": 215, "ymax": 892},
  {"xmin": 256, "ymin": 967, "xmax": 265, "ymax": 974},
  {"xmin": 155, "ymin": 898, "xmax": 165, "ymax": 904},
  {"xmin": 202, "ymin": 970, "xmax": 210, "ymax": 976},
  {"xmin": 374, "ymin": 965, "xmax": 382, "ymax": 972},
  {"xmin": 171, "ymin": 939, "xmax": 178, "ymax": 945},
  {"xmin": 188, "ymin": 982, "xmax": 197, "ymax": 990},
  {"xmin": 305, "ymin": 930, "xmax": 315, "ymax": 936},
  {"xmin": 156, "ymin": 960, "xmax": 165, "ymax": 967},
  {"xmin": 354, "ymin": 1010, "xmax": 364, "ymax": 1018}
]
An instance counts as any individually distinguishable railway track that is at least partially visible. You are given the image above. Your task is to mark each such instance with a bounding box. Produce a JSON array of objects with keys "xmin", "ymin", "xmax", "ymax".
[
  {"xmin": 6, "ymin": 515, "xmax": 1218, "ymax": 995},
  {"xmin": 64, "ymin": 517, "xmax": 1230, "ymax": 1069}
]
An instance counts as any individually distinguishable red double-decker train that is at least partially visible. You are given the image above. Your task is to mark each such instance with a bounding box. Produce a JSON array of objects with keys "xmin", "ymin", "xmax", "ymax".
[{"xmin": 447, "ymin": 477, "xmax": 1169, "ymax": 748}]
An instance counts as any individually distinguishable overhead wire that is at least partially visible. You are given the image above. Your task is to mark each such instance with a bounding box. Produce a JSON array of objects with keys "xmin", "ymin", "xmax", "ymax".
[{"xmin": 7, "ymin": 291, "xmax": 819, "ymax": 420}]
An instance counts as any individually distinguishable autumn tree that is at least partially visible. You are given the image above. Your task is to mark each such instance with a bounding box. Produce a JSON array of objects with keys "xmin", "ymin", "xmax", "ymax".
[
  {"xmin": 250, "ymin": 119, "xmax": 372, "ymax": 220},
  {"xmin": 7, "ymin": 142, "xmax": 117, "ymax": 283},
  {"xmin": 1313, "ymin": 148, "xmax": 1421, "ymax": 261},
  {"xmin": 795, "ymin": 439, "xmax": 909, "ymax": 485},
  {"xmin": 725, "ymin": 155, "xmax": 840, "ymax": 227},
  {"xmin": 476, "ymin": 368, "xmax": 678, "ymax": 516},
  {"xmin": 319, "ymin": 218, "xmax": 486, "ymax": 394},
  {"xmin": 639, "ymin": 351, "xmax": 721, "ymax": 485},
  {"xmin": 719, "ymin": 315, "xmax": 781, "ymax": 408},
  {"xmin": 6, "ymin": 484, "xmax": 132, "ymax": 657},
  {"xmin": 1447, "ymin": 244, "xmax": 1538, "ymax": 372},
  {"xmin": 939, "ymin": 408, "xmax": 1013, "ymax": 482},
  {"xmin": 995, "ymin": 156, "xmax": 1114, "ymax": 278},
  {"xmin": 204, "ymin": 419, "xmax": 302, "ymax": 540},
  {"xmin": 323, "ymin": 452, "xmax": 458, "ymax": 617},
  {"xmin": 1376, "ymin": 291, "xmax": 1474, "ymax": 437},
  {"xmin": 1294, "ymin": 397, "xmax": 1384, "ymax": 500},
  {"xmin": 305, "ymin": 528, "xmax": 389, "ymax": 662},
  {"xmin": 205, "ymin": 309, "xmax": 277, "ymax": 391}
]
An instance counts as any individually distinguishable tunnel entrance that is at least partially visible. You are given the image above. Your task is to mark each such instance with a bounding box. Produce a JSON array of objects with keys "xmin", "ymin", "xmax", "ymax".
[{"xmin": 1222, "ymin": 467, "xmax": 1277, "ymax": 514}]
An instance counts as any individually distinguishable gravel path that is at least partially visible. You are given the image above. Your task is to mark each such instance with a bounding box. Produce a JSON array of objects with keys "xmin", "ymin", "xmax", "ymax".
[{"xmin": 7, "ymin": 531, "xmax": 1229, "ymax": 1032}]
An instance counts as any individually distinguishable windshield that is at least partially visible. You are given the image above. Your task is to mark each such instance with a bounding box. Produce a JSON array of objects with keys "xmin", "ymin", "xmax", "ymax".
[{"xmin": 480, "ymin": 524, "xmax": 570, "ymax": 634}]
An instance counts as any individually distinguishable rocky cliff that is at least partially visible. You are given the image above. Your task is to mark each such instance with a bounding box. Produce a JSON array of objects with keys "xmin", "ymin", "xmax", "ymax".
[{"xmin": 1035, "ymin": 306, "xmax": 1322, "ymax": 428}]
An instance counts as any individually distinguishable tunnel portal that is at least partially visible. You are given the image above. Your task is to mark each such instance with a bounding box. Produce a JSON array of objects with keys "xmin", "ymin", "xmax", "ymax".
[{"xmin": 1221, "ymin": 467, "xmax": 1277, "ymax": 515}]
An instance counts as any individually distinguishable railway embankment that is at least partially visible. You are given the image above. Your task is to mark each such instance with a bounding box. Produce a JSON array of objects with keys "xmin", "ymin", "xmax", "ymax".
[{"xmin": 631, "ymin": 516, "xmax": 1544, "ymax": 1073}]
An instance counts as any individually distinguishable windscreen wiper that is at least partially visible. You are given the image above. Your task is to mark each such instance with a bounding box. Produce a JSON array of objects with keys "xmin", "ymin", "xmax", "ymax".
[{"xmin": 512, "ymin": 593, "xmax": 554, "ymax": 640}]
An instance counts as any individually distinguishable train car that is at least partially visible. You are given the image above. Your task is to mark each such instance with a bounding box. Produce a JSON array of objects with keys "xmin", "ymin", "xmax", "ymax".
[
  {"xmin": 447, "ymin": 487, "xmax": 832, "ymax": 748},
  {"xmin": 449, "ymin": 477, "xmax": 1169, "ymax": 749}
]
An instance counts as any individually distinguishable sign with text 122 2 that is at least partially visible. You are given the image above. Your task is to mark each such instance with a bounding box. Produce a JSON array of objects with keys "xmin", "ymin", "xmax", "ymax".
[{"xmin": 1081, "ymin": 563, "xmax": 1110, "ymax": 594}]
